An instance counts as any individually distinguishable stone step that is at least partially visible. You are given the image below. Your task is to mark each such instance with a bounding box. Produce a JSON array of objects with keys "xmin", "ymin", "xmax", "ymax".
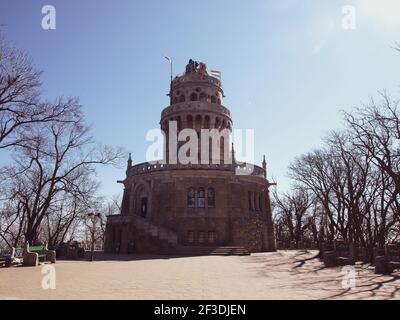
[
  {"xmin": 159, "ymin": 246, "xmax": 250, "ymax": 256},
  {"xmin": 131, "ymin": 214, "xmax": 178, "ymax": 247}
]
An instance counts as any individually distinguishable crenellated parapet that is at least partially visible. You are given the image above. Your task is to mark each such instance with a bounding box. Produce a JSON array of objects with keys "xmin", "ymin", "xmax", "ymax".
[
  {"xmin": 125, "ymin": 161, "xmax": 266, "ymax": 179},
  {"xmin": 168, "ymin": 59, "xmax": 224, "ymax": 106}
]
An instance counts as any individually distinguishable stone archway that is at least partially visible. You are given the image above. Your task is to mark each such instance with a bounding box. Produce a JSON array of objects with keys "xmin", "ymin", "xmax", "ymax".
[{"xmin": 133, "ymin": 182, "xmax": 152, "ymax": 219}]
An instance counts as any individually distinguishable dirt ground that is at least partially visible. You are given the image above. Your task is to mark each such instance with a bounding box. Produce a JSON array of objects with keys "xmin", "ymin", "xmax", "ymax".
[{"xmin": 1, "ymin": 250, "xmax": 399, "ymax": 300}]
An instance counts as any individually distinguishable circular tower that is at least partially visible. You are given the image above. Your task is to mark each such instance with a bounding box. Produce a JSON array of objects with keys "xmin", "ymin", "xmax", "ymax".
[
  {"xmin": 105, "ymin": 59, "xmax": 276, "ymax": 254},
  {"xmin": 160, "ymin": 59, "xmax": 233, "ymax": 164}
]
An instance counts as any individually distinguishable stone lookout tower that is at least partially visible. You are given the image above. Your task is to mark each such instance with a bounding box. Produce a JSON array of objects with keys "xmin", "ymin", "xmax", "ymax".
[{"xmin": 105, "ymin": 59, "xmax": 276, "ymax": 254}]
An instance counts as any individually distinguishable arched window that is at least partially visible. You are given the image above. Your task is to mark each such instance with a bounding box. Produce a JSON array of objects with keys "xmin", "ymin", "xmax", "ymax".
[
  {"xmin": 217, "ymin": 98, "xmax": 221, "ymax": 105},
  {"xmin": 211, "ymin": 96, "xmax": 217, "ymax": 103},
  {"xmin": 215, "ymin": 117, "xmax": 221, "ymax": 128},
  {"xmin": 190, "ymin": 93, "xmax": 198, "ymax": 101},
  {"xmin": 248, "ymin": 191, "xmax": 253, "ymax": 211},
  {"xmin": 186, "ymin": 115, "xmax": 193, "ymax": 129},
  {"xmin": 221, "ymin": 119, "xmax": 227, "ymax": 129},
  {"xmin": 140, "ymin": 197, "xmax": 148, "ymax": 218},
  {"xmin": 197, "ymin": 188, "xmax": 205, "ymax": 208},
  {"xmin": 179, "ymin": 94, "xmax": 185, "ymax": 102},
  {"xmin": 254, "ymin": 192, "xmax": 258, "ymax": 211},
  {"xmin": 207, "ymin": 188, "xmax": 215, "ymax": 208},
  {"xmin": 176, "ymin": 116, "xmax": 182, "ymax": 131},
  {"xmin": 195, "ymin": 115, "xmax": 202, "ymax": 131},
  {"xmin": 187, "ymin": 188, "xmax": 195, "ymax": 208},
  {"xmin": 199, "ymin": 92, "xmax": 207, "ymax": 101},
  {"xmin": 204, "ymin": 115, "xmax": 210, "ymax": 129}
]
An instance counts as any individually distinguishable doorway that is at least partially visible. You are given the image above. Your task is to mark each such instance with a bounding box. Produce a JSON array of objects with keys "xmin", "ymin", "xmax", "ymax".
[{"xmin": 140, "ymin": 197, "xmax": 148, "ymax": 218}]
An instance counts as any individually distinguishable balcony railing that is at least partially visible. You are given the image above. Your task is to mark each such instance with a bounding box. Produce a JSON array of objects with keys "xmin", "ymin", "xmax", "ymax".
[
  {"xmin": 161, "ymin": 102, "xmax": 231, "ymax": 119},
  {"xmin": 127, "ymin": 161, "xmax": 265, "ymax": 178}
]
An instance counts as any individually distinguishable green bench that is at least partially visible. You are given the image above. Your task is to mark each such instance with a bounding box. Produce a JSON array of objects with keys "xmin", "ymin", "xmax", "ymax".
[
  {"xmin": 29, "ymin": 246, "xmax": 48, "ymax": 262},
  {"xmin": 23, "ymin": 243, "xmax": 56, "ymax": 266}
]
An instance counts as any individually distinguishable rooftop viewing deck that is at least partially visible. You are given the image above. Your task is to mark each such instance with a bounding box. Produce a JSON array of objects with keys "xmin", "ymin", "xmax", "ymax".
[{"xmin": 126, "ymin": 161, "xmax": 266, "ymax": 178}]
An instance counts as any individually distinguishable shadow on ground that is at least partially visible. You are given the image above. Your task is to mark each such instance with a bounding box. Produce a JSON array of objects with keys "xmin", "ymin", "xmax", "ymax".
[{"xmin": 245, "ymin": 250, "xmax": 400, "ymax": 300}]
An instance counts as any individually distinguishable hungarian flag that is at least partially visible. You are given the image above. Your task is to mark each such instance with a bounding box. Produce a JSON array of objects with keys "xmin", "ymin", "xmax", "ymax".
[{"xmin": 210, "ymin": 69, "xmax": 221, "ymax": 80}]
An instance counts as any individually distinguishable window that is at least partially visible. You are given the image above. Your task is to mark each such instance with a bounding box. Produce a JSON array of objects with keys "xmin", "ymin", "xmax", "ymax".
[
  {"xmin": 179, "ymin": 94, "xmax": 185, "ymax": 102},
  {"xmin": 140, "ymin": 197, "xmax": 148, "ymax": 217},
  {"xmin": 199, "ymin": 92, "xmax": 207, "ymax": 101},
  {"xmin": 208, "ymin": 231, "xmax": 216, "ymax": 244},
  {"xmin": 187, "ymin": 188, "xmax": 196, "ymax": 208},
  {"xmin": 187, "ymin": 231, "xmax": 195, "ymax": 243},
  {"xmin": 187, "ymin": 115, "xmax": 193, "ymax": 128},
  {"xmin": 211, "ymin": 96, "xmax": 217, "ymax": 103},
  {"xmin": 248, "ymin": 191, "xmax": 253, "ymax": 211},
  {"xmin": 195, "ymin": 115, "xmax": 202, "ymax": 131},
  {"xmin": 204, "ymin": 115, "xmax": 210, "ymax": 129},
  {"xmin": 215, "ymin": 117, "xmax": 221, "ymax": 128},
  {"xmin": 190, "ymin": 93, "xmax": 198, "ymax": 101},
  {"xmin": 188, "ymin": 187, "xmax": 216, "ymax": 209},
  {"xmin": 207, "ymin": 188, "xmax": 215, "ymax": 208},
  {"xmin": 197, "ymin": 188, "xmax": 205, "ymax": 208},
  {"xmin": 198, "ymin": 231, "xmax": 205, "ymax": 243},
  {"xmin": 254, "ymin": 192, "xmax": 258, "ymax": 211}
]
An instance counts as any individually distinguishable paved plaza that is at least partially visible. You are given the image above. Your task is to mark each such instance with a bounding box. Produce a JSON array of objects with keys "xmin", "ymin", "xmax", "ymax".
[{"xmin": 1, "ymin": 250, "xmax": 400, "ymax": 300}]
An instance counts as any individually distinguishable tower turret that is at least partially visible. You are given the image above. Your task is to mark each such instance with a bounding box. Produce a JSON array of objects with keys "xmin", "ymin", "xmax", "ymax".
[
  {"xmin": 160, "ymin": 59, "xmax": 233, "ymax": 165},
  {"xmin": 262, "ymin": 155, "xmax": 267, "ymax": 178},
  {"xmin": 127, "ymin": 153, "xmax": 132, "ymax": 173}
]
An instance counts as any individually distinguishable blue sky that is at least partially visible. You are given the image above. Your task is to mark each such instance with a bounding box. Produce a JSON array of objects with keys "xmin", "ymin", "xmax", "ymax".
[{"xmin": 1, "ymin": 0, "xmax": 399, "ymax": 199}]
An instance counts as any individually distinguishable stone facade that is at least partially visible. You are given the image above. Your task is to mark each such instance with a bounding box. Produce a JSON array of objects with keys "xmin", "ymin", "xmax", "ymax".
[{"xmin": 105, "ymin": 59, "xmax": 276, "ymax": 254}]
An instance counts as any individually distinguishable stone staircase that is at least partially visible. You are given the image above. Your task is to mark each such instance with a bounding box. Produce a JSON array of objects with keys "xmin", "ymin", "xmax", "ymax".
[
  {"xmin": 159, "ymin": 245, "xmax": 250, "ymax": 256},
  {"xmin": 131, "ymin": 214, "xmax": 178, "ymax": 247}
]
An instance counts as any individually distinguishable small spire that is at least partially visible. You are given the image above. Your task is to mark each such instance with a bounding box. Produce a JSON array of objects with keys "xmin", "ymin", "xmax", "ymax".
[
  {"xmin": 262, "ymin": 155, "xmax": 267, "ymax": 178},
  {"xmin": 127, "ymin": 153, "xmax": 132, "ymax": 169}
]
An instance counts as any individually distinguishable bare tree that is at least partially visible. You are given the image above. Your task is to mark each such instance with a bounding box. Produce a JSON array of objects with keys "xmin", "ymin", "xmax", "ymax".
[
  {"xmin": 0, "ymin": 36, "xmax": 80, "ymax": 150},
  {"xmin": 274, "ymin": 188, "xmax": 315, "ymax": 248},
  {"xmin": 277, "ymin": 92, "xmax": 400, "ymax": 260},
  {"xmin": 0, "ymin": 113, "xmax": 124, "ymax": 245}
]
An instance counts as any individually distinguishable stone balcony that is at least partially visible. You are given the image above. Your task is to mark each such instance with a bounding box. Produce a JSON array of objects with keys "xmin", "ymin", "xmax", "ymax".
[
  {"xmin": 171, "ymin": 73, "xmax": 222, "ymax": 89},
  {"xmin": 126, "ymin": 161, "xmax": 266, "ymax": 178},
  {"xmin": 161, "ymin": 101, "xmax": 232, "ymax": 120}
]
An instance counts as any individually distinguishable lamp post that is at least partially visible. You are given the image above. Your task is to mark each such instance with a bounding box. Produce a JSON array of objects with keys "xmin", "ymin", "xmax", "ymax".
[{"xmin": 88, "ymin": 212, "xmax": 101, "ymax": 262}]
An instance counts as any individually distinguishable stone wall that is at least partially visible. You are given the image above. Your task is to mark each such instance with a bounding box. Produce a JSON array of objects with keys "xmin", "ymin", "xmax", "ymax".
[{"xmin": 105, "ymin": 168, "xmax": 276, "ymax": 253}]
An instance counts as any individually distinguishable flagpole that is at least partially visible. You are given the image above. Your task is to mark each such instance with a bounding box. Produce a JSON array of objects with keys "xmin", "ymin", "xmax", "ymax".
[
  {"xmin": 164, "ymin": 56, "xmax": 173, "ymax": 102},
  {"xmin": 170, "ymin": 59, "xmax": 173, "ymax": 84}
]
